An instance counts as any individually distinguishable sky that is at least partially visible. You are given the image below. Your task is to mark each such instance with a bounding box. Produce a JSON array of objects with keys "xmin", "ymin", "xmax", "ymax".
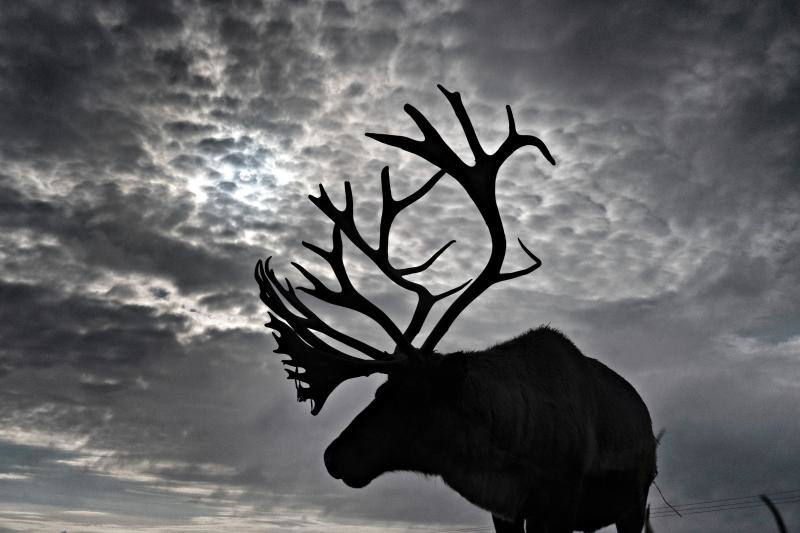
[{"xmin": 0, "ymin": 0, "xmax": 799, "ymax": 531}]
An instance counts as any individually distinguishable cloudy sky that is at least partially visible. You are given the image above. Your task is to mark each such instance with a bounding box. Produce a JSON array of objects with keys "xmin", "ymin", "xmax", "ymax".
[{"xmin": 1, "ymin": 0, "xmax": 799, "ymax": 531}]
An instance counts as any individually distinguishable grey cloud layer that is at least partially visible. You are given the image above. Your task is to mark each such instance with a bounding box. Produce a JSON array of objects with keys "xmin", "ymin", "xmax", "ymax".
[{"xmin": 1, "ymin": 0, "xmax": 799, "ymax": 531}]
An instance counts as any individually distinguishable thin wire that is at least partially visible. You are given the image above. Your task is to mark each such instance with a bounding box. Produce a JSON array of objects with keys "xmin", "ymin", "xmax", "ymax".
[
  {"xmin": 648, "ymin": 489, "xmax": 800, "ymax": 516},
  {"xmin": 650, "ymin": 494, "xmax": 800, "ymax": 517},
  {"xmin": 651, "ymin": 495, "xmax": 800, "ymax": 519},
  {"xmin": 430, "ymin": 489, "xmax": 800, "ymax": 531},
  {"xmin": 650, "ymin": 487, "xmax": 800, "ymax": 510}
]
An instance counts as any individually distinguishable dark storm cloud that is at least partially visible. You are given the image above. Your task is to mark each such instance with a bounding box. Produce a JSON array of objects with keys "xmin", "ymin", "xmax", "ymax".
[
  {"xmin": 0, "ymin": 279, "xmax": 187, "ymax": 373},
  {"xmin": 123, "ymin": 0, "xmax": 183, "ymax": 33},
  {"xmin": 197, "ymin": 136, "xmax": 239, "ymax": 154},
  {"xmin": 169, "ymin": 153, "xmax": 208, "ymax": 171},
  {"xmin": 1, "ymin": 0, "xmax": 799, "ymax": 531},
  {"xmin": 163, "ymin": 120, "xmax": 219, "ymax": 137},
  {"xmin": 0, "ymin": 275, "xmax": 290, "ymax": 518},
  {"xmin": 0, "ymin": 179, "xmax": 256, "ymax": 293}
]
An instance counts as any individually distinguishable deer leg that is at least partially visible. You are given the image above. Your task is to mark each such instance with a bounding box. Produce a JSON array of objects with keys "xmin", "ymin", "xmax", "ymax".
[
  {"xmin": 523, "ymin": 521, "xmax": 571, "ymax": 533},
  {"xmin": 492, "ymin": 514, "xmax": 525, "ymax": 533},
  {"xmin": 615, "ymin": 498, "xmax": 647, "ymax": 533}
]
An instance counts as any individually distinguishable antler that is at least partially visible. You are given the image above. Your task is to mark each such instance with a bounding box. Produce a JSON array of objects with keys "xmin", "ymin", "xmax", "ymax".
[
  {"xmin": 256, "ymin": 258, "xmax": 403, "ymax": 414},
  {"xmin": 366, "ymin": 84, "xmax": 556, "ymax": 352},
  {"xmin": 307, "ymin": 170, "xmax": 470, "ymax": 349},
  {"xmin": 256, "ymin": 162, "xmax": 467, "ymax": 414},
  {"xmin": 257, "ymin": 85, "xmax": 555, "ymax": 414}
]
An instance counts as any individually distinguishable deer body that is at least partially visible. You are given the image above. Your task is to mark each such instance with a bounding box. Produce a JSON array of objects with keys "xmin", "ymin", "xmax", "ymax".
[
  {"xmin": 256, "ymin": 85, "xmax": 656, "ymax": 532},
  {"xmin": 325, "ymin": 327, "xmax": 656, "ymax": 531}
]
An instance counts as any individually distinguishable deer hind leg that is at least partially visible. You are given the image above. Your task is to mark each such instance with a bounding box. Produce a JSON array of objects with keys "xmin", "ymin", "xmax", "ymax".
[{"xmin": 492, "ymin": 514, "xmax": 525, "ymax": 533}]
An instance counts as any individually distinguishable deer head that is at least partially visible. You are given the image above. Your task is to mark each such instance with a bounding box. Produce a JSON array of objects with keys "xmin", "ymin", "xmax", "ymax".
[{"xmin": 255, "ymin": 84, "xmax": 556, "ymax": 416}]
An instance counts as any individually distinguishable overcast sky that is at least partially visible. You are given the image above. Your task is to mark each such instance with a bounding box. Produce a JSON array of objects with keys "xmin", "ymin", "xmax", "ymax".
[{"xmin": 1, "ymin": 0, "xmax": 799, "ymax": 531}]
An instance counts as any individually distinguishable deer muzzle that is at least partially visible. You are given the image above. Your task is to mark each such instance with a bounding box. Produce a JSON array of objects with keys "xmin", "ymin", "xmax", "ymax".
[{"xmin": 324, "ymin": 438, "xmax": 373, "ymax": 489}]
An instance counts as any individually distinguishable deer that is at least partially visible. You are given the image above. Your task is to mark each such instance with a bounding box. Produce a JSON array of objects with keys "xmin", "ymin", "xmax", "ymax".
[{"xmin": 255, "ymin": 85, "xmax": 657, "ymax": 533}]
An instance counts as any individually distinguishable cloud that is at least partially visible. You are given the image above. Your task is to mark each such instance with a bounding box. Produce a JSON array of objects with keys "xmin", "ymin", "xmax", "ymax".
[{"xmin": 1, "ymin": 0, "xmax": 798, "ymax": 531}]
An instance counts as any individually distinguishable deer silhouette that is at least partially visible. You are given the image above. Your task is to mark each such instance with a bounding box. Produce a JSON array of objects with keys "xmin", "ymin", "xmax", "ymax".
[{"xmin": 255, "ymin": 85, "xmax": 657, "ymax": 532}]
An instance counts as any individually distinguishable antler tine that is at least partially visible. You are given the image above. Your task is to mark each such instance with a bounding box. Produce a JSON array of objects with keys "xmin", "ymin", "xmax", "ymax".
[
  {"xmin": 378, "ymin": 166, "xmax": 449, "ymax": 269},
  {"xmin": 366, "ymin": 86, "xmax": 554, "ymax": 353},
  {"xmin": 256, "ymin": 258, "xmax": 400, "ymax": 414},
  {"xmin": 494, "ymin": 104, "xmax": 557, "ymax": 166},
  {"xmin": 366, "ymin": 108, "xmax": 468, "ymax": 179},
  {"xmin": 256, "ymin": 258, "xmax": 327, "ymax": 351},
  {"xmin": 257, "ymin": 258, "xmax": 388, "ymax": 359},
  {"xmin": 497, "ymin": 238, "xmax": 542, "ymax": 282},
  {"xmin": 293, "ymin": 227, "xmax": 415, "ymax": 354},
  {"xmin": 306, "ymin": 168, "xmax": 466, "ymax": 349},
  {"xmin": 396, "ymin": 240, "xmax": 455, "ymax": 276},
  {"xmin": 266, "ymin": 307, "xmax": 399, "ymax": 415},
  {"xmin": 275, "ymin": 270, "xmax": 392, "ymax": 361},
  {"xmin": 437, "ymin": 84, "xmax": 487, "ymax": 161}
]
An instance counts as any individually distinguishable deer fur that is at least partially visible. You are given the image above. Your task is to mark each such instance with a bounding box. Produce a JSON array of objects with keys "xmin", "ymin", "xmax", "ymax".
[{"xmin": 325, "ymin": 327, "xmax": 657, "ymax": 531}]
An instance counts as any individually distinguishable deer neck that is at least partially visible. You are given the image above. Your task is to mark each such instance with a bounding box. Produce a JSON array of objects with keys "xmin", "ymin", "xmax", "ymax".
[{"xmin": 420, "ymin": 356, "xmax": 530, "ymax": 520}]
